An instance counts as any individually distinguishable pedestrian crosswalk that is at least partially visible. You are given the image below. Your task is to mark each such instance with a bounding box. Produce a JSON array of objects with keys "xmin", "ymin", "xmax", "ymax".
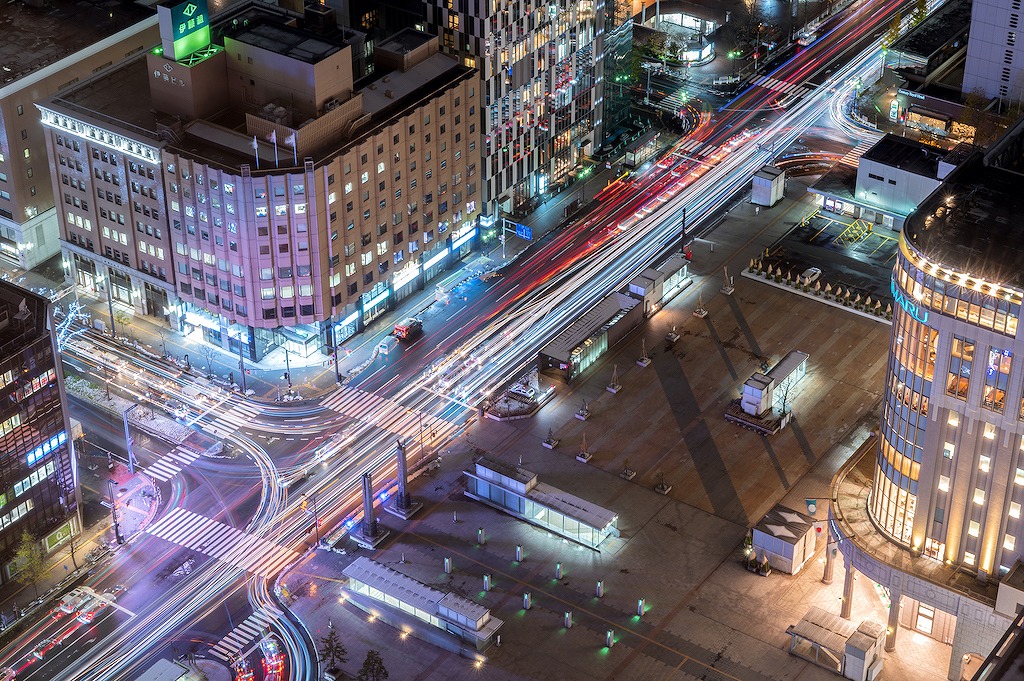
[
  {"xmin": 145, "ymin": 507, "xmax": 297, "ymax": 579},
  {"xmin": 840, "ymin": 137, "xmax": 882, "ymax": 167},
  {"xmin": 208, "ymin": 608, "xmax": 280, "ymax": 661},
  {"xmin": 198, "ymin": 400, "xmax": 265, "ymax": 439},
  {"xmin": 752, "ymin": 75, "xmax": 815, "ymax": 108},
  {"xmin": 145, "ymin": 444, "xmax": 203, "ymax": 482},
  {"xmin": 676, "ymin": 137, "xmax": 705, "ymax": 157},
  {"xmin": 320, "ymin": 387, "xmax": 449, "ymax": 438}
]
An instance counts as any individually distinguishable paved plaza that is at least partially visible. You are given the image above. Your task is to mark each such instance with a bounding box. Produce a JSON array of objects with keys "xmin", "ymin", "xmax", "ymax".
[{"xmin": 283, "ymin": 185, "xmax": 954, "ymax": 681}]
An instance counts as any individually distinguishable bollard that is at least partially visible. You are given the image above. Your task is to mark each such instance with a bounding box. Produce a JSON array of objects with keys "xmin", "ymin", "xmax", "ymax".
[
  {"xmin": 556, "ymin": 562, "xmax": 563, "ymax": 580},
  {"xmin": 452, "ymin": 511, "xmax": 458, "ymax": 523},
  {"xmin": 596, "ymin": 580, "xmax": 604, "ymax": 598},
  {"xmin": 564, "ymin": 610, "xmax": 573, "ymax": 629},
  {"xmin": 606, "ymin": 629, "xmax": 615, "ymax": 648},
  {"xmin": 515, "ymin": 544, "xmax": 523, "ymax": 562},
  {"xmin": 637, "ymin": 598, "xmax": 645, "ymax": 617},
  {"xmin": 523, "ymin": 592, "xmax": 532, "ymax": 610},
  {"xmin": 478, "ymin": 527, "xmax": 486, "ymax": 545},
  {"xmin": 444, "ymin": 556, "xmax": 452, "ymax": 574},
  {"xmin": 483, "ymin": 574, "xmax": 491, "ymax": 592}
]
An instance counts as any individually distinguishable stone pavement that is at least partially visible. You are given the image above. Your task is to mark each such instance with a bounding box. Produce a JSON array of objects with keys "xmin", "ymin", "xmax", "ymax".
[{"xmin": 281, "ymin": 181, "xmax": 952, "ymax": 680}]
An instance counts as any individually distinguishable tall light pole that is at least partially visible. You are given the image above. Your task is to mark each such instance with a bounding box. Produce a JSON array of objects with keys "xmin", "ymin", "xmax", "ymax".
[
  {"xmin": 283, "ymin": 345, "xmax": 292, "ymax": 392},
  {"xmin": 101, "ymin": 270, "xmax": 116, "ymax": 337},
  {"xmin": 107, "ymin": 479, "xmax": 124, "ymax": 544}
]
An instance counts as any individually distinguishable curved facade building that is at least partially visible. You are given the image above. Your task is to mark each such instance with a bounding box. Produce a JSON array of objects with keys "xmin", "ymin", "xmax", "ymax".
[{"xmin": 871, "ymin": 139, "xmax": 1024, "ymax": 580}]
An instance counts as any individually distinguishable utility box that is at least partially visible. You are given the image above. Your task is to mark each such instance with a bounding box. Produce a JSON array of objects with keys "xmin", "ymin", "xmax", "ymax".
[{"xmin": 752, "ymin": 166, "xmax": 785, "ymax": 207}]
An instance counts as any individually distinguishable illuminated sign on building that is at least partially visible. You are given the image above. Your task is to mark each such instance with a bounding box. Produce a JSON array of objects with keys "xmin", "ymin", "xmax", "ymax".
[
  {"xmin": 891, "ymin": 277, "xmax": 929, "ymax": 324},
  {"xmin": 166, "ymin": 0, "xmax": 211, "ymax": 60}
]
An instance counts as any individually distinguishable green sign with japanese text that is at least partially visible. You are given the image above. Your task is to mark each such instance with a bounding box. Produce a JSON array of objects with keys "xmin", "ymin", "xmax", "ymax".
[{"xmin": 170, "ymin": 0, "xmax": 210, "ymax": 59}]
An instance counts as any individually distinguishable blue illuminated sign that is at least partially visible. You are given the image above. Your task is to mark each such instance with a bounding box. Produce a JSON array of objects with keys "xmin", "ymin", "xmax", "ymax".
[
  {"xmin": 27, "ymin": 430, "xmax": 67, "ymax": 467},
  {"xmin": 891, "ymin": 278, "xmax": 929, "ymax": 324}
]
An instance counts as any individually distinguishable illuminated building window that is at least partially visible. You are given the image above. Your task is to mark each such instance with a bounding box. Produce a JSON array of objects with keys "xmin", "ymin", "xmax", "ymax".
[
  {"xmin": 983, "ymin": 347, "xmax": 1013, "ymax": 412},
  {"xmin": 944, "ymin": 443, "xmax": 954, "ymax": 459},
  {"xmin": 975, "ymin": 489, "xmax": 986, "ymax": 505},
  {"xmin": 1017, "ymin": 468, "xmax": 1024, "ymax": 485},
  {"xmin": 1012, "ymin": 502, "xmax": 1022, "ymax": 519},
  {"xmin": 980, "ymin": 456, "xmax": 991, "ymax": 472},
  {"xmin": 965, "ymin": 551, "xmax": 976, "ymax": 565},
  {"xmin": 938, "ymin": 476, "xmax": 949, "ymax": 492},
  {"xmin": 1006, "ymin": 535, "xmax": 1016, "ymax": 551},
  {"xmin": 969, "ymin": 521, "xmax": 980, "ymax": 537},
  {"xmin": 946, "ymin": 336, "xmax": 974, "ymax": 400}
]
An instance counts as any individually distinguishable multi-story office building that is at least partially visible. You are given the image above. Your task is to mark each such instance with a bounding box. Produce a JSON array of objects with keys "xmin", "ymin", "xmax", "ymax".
[
  {"xmin": 39, "ymin": 0, "xmax": 478, "ymax": 360},
  {"xmin": 828, "ymin": 116, "xmax": 1024, "ymax": 677},
  {"xmin": 0, "ymin": 0, "xmax": 158, "ymax": 270},
  {"xmin": 0, "ymin": 281, "xmax": 79, "ymax": 580},
  {"xmin": 962, "ymin": 0, "xmax": 1024, "ymax": 104},
  {"xmin": 423, "ymin": 0, "xmax": 604, "ymax": 219}
]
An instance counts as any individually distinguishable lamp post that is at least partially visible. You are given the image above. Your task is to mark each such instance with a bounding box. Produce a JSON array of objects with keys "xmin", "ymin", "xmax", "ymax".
[
  {"xmin": 107, "ymin": 479, "xmax": 124, "ymax": 544},
  {"xmin": 283, "ymin": 345, "xmax": 292, "ymax": 392},
  {"xmin": 101, "ymin": 271, "xmax": 116, "ymax": 337},
  {"xmin": 237, "ymin": 337, "xmax": 247, "ymax": 394}
]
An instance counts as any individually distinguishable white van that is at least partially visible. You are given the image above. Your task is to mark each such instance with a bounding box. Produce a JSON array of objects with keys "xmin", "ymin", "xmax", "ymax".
[{"xmin": 377, "ymin": 335, "xmax": 399, "ymax": 356}]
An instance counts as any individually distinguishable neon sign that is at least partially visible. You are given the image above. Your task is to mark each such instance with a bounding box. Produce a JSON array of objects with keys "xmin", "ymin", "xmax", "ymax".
[{"xmin": 891, "ymin": 278, "xmax": 929, "ymax": 324}]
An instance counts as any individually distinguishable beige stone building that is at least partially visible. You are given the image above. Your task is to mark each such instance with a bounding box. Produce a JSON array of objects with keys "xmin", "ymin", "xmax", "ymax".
[{"xmin": 39, "ymin": 0, "xmax": 478, "ymax": 360}]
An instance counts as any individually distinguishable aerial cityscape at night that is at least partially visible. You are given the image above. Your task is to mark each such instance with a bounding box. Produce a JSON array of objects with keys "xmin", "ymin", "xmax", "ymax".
[{"xmin": 0, "ymin": 0, "xmax": 1023, "ymax": 678}]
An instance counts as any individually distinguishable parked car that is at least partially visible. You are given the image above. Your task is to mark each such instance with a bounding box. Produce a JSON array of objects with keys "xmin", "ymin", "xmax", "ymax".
[
  {"xmin": 799, "ymin": 267, "xmax": 822, "ymax": 285},
  {"xmin": 509, "ymin": 384, "xmax": 536, "ymax": 400}
]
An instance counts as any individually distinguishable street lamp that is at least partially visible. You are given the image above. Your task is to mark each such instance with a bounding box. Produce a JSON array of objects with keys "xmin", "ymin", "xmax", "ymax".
[
  {"xmin": 99, "ymin": 271, "xmax": 115, "ymax": 337},
  {"xmin": 107, "ymin": 479, "xmax": 124, "ymax": 544},
  {"xmin": 283, "ymin": 345, "xmax": 292, "ymax": 392}
]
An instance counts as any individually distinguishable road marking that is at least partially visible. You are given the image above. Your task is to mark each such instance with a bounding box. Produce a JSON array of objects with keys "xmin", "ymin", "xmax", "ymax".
[{"xmin": 145, "ymin": 507, "xmax": 297, "ymax": 579}]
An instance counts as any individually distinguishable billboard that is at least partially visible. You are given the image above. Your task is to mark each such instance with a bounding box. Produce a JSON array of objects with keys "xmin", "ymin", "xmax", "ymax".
[{"xmin": 166, "ymin": 0, "xmax": 211, "ymax": 60}]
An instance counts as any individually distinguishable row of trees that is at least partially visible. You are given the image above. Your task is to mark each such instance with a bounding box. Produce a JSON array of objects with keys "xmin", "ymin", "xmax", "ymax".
[{"xmin": 320, "ymin": 627, "xmax": 389, "ymax": 681}]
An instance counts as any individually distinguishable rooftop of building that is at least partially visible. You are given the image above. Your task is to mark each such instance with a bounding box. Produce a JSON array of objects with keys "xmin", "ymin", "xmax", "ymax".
[
  {"xmin": 832, "ymin": 436, "xmax": 1000, "ymax": 608},
  {"xmin": 359, "ymin": 52, "xmax": 461, "ymax": 117},
  {"xmin": 0, "ymin": 282, "xmax": 50, "ymax": 358},
  {"xmin": 806, "ymin": 162, "xmax": 857, "ymax": 200},
  {"xmin": 342, "ymin": 557, "xmax": 490, "ymax": 622},
  {"xmin": 903, "ymin": 117, "xmax": 1024, "ymax": 290},
  {"xmin": 889, "ymin": 0, "xmax": 971, "ymax": 60},
  {"xmin": 0, "ymin": 0, "xmax": 155, "ymax": 87},
  {"xmin": 474, "ymin": 455, "xmax": 536, "ymax": 486},
  {"xmin": 46, "ymin": 1, "xmax": 470, "ymax": 172},
  {"xmin": 376, "ymin": 27, "xmax": 436, "ymax": 55},
  {"xmin": 540, "ymin": 292, "xmax": 640, "ymax": 362},
  {"xmin": 860, "ymin": 133, "xmax": 947, "ymax": 178},
  {"xmin": 223, "ymin": 10, "xmax": 343, "ymax": 63}
]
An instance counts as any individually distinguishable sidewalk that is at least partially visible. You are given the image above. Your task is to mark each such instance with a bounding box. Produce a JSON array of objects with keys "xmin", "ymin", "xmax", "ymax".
[{"xmin": 0, "ymin": 461, "xmax": 158, "ymax": 634}]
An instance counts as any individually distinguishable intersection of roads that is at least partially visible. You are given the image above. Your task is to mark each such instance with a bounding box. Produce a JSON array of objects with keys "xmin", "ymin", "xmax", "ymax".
[{"xmin": 0, "ymin": 0, "xmax": 916, "ymax": 677}]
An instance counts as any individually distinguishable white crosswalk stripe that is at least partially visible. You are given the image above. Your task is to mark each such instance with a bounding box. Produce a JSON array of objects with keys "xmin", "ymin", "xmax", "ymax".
[
  {"xmin": 321, "ymin": 386, "xmax": 449, "ymax": 435},
  {"xmin": 199, "ymin": 400, "xmax": 264, "ymax": 438},
  {"xmin": 840, "ymin": 137, "xmax": 882, "ymax": 166},
  {"xmin": 754, "ymin": 76, "xmax": 812, "ymax": 107},
  {"xmin": 208, "ymin": 608, "xmax": 280, "ymax": 661},
  {"xmin": 145, "ymin": 445, "xmax": 202, "ymax": 482},
  {"xmin": 145, "ymin": 507, "xmax": 297, "ymax": 578}
]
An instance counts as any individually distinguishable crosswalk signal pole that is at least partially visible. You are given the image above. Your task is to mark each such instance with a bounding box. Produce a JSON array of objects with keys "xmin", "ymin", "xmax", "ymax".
[{"xmin": 238, "ymin": 340, "xmax": 247, "ymax": 394}]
